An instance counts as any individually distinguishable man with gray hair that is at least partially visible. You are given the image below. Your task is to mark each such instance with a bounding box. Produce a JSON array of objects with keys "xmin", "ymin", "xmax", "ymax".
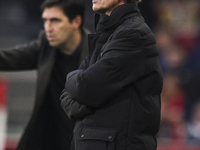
[{"xmin": 60, "ymin": 0, "xmax": 163, "ymax": 149}]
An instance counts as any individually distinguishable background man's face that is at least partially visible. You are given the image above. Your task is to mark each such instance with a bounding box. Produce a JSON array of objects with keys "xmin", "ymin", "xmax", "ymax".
[
  {"xmin": 92, "ymin": 0, "xmax": 119, "ymax": 15},
  {"xmin": 42, "ymin": 6, "xmax": 74, "ymax": 48}
]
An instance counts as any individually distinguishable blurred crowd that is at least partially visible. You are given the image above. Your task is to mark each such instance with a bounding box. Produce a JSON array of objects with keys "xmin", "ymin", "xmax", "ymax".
[{"xmin": 150, "ymin": 0, "xmax": 200, "ymax": 146}]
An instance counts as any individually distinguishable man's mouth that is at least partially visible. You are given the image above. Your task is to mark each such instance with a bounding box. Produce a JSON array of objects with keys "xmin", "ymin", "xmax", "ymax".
[{"xmin": 47, "ymin": 36, "xmax": 55, "ymax": 41}]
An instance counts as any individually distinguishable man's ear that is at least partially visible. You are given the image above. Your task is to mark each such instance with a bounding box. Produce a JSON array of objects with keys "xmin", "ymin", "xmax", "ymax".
[{"xmin": 72, "ymin": 15, "xmax": 82, "ymax": 29}]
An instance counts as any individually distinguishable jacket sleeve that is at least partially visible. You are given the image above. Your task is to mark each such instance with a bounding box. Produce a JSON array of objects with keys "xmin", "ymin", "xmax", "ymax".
[
  {"xmin": 0, "ymin": 31, "xmax": 44, "ymax": 71},
  {"xmin": 60, "ymin": 89, "xmax": 94, "ymax": 121},
  {"xmin": 65, "ymin": 29, "xmax": 145, "ymax": 108},
  {"xmin": 78, "ymin": 56, "xmax": 89, "ymax": 70}
]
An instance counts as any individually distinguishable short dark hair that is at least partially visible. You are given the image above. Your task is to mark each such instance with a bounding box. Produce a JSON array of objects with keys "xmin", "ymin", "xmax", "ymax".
[
  {"xmin": 40, "ymin": 0, "xmax": 85, "ymax": 27},
  {"xmin": 126, "ymin": 0, "xmax": 142, "ymax": 4}
]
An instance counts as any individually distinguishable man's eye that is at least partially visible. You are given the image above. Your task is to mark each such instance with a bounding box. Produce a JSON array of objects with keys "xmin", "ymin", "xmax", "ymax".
[{"xmin": 52, "ymin": 19, "xmax": 60, "ymax": 22}]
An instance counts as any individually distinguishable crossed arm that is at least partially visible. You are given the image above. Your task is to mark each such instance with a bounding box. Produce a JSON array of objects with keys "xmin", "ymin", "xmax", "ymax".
[{"xmin": 60, "ymin": 30, "xmax": 145, "ymax": 121}]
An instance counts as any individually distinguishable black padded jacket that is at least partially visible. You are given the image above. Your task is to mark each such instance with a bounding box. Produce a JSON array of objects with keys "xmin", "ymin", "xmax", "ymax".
[{"xmin": 61, "ymin": 3, "xmax": 163, "ymax": 150}]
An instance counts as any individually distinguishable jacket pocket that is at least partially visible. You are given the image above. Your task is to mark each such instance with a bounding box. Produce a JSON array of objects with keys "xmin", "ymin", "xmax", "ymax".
[{"xmin": 75, "ymin": 126, "xmax": 117, "ymax": 150}]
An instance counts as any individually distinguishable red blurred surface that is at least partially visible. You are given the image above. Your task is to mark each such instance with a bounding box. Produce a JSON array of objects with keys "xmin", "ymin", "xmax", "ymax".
[
  {"xmin": 158, "ymin": 140, "xmax": 200, "ymax": 150},
  {"xmin": 0, "ymin": 78, "xmax": 8, "ymax": 108}
]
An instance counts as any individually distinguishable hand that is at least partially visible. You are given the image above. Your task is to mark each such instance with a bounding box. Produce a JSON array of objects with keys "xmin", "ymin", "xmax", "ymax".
[{"xmin": 60, "ymin": 89, "xmax": 94, "ymax": 121}]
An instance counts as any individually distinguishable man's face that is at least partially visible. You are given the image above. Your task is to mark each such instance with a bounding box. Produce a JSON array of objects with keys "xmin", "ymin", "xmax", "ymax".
[
  {"xmin": 42, "ymin": 6, "xmax": 74, "ymax": 48},
  {"xmin": 92, "ymin": 0, "xmax": 120, "ymax": 15}
]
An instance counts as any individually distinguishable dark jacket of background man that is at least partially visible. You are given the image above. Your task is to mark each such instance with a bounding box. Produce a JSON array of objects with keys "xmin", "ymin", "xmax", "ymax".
[
  {"xmin": 61, "ymin": 2, "xmax": 163, "ymax": 150},
  {"xmin": 0, "ymin": 29, "xmax": 89, "ymax": 149},
  {"xmin": 0, "ymin": 0, "xmax": 89, "ymax": 149},
  {"xmin": 0, "ymin": 28, "xmax": 89, "ymax": 149}
]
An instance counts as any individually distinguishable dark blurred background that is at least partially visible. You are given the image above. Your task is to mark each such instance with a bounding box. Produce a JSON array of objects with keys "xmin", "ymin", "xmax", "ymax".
[{"xmin": 0, "ymin": 0, "xmax": 200, "ymax": 149}]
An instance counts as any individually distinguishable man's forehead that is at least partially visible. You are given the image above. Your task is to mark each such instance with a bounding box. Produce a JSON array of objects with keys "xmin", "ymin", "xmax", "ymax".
[{"xmin": 42, "ymin": 6, "xmax": 66, "ymax": 18}]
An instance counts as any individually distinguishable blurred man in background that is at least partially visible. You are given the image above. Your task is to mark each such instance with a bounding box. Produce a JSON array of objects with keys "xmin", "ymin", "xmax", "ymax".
[{"xmin": 0, "ymin": 0, "xmax": 90, "ymax": 149}]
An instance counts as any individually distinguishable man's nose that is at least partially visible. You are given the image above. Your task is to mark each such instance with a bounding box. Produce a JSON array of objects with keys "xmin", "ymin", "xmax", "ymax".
[{"xmin": 44, "ymin": 21, "xmax": 53, "ymax": 32}]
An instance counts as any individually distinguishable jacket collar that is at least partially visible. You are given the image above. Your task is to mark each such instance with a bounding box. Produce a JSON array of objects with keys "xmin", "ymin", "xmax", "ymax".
[{"xmin": 94, "ymin": 3, "xmax": 140, "ymax": 33}]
